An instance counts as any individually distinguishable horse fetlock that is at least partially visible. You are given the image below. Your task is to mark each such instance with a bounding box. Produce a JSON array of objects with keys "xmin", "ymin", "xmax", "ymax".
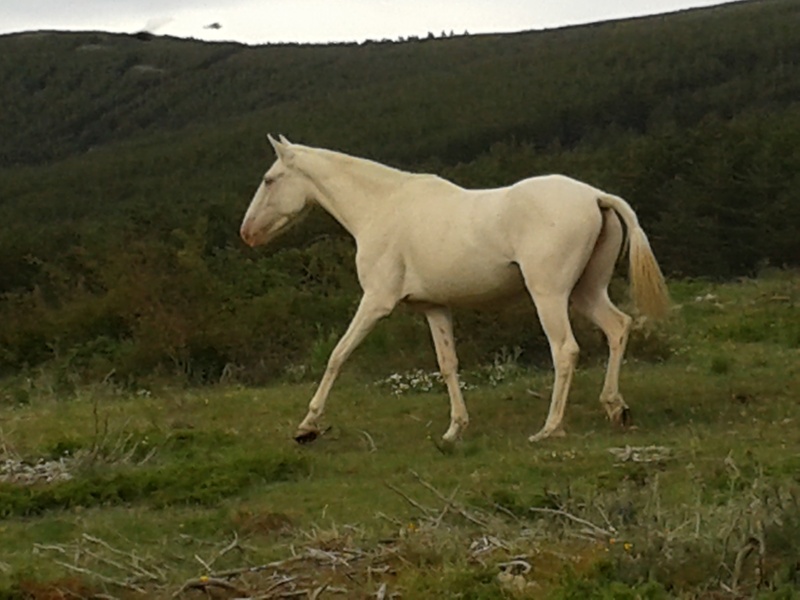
[
  {"xmin": 603, "ymin": 399, "xmax": 632, "ymax": 428},
  {"xmin": 442, "ymin": 418, "xmax": 468, "ymax": 443},
  {"xmin": 528, "ymin": 424, "xmax": 566, "ymax": 443},
  {"xmin": 601, "ymin": 392, "xmax": 627, "ymax": 411}
]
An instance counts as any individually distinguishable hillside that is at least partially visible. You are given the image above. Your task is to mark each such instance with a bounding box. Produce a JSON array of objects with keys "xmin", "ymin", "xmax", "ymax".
[
  {"xmin": 0, "ymin": 0, "xmax": 798, "ymax": 383},
  {"xmin": 2, "ymin": 1, "xmax": 800, "ymax": 168}
]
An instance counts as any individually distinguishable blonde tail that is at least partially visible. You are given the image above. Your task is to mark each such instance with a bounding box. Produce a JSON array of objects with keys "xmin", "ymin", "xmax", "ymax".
[{"xmin": 598, "ymin": 194, "xmax": 670, "ymax": 320}]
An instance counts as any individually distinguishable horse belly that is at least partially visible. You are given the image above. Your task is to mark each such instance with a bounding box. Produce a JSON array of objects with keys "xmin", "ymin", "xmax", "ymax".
[{"xmin": 404, "ymin": 256, "xmax": 526, "ymax": 307}]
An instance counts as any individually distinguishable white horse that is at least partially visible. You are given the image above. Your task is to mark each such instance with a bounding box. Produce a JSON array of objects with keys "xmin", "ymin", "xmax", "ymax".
[{"xmin": 241, "ymin": 136, "xmax": 669, "ymax": 444}]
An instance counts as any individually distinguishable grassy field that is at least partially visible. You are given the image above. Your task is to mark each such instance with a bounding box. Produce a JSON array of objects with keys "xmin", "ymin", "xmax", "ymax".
[{"xmin": 0, "ymin": 273, "xmax": 798, "ymax": 599}]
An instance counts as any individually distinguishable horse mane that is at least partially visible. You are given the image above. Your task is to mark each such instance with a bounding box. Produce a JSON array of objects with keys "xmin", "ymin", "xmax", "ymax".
[{"xmin": 294, "ymin": 145, "xmax": 416, "ymax": 188}]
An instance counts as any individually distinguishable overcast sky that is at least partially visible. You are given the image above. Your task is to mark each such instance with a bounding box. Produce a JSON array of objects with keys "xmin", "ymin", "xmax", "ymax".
[{"xmin": 2, "ymin": 0, "xmax": 744, "ymax": 45}]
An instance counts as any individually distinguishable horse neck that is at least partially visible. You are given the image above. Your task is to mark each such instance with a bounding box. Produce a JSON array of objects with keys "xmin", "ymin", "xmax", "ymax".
[{"xmin": 297, "ymin": 149, "xmax": 407, "ymax": 237}]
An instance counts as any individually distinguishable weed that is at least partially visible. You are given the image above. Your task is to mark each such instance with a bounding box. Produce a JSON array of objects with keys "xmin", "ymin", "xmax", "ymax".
[
  {"xmin": 307, "ymin": 327, "xmax": 341, "ymax": 377},
  {"xmin": 376, "ymin": 368, "xmax": 473, "ymax": 395},
  {"xmin": 480, "ymin": 346, "xmax": 525, "ymax": 387}
]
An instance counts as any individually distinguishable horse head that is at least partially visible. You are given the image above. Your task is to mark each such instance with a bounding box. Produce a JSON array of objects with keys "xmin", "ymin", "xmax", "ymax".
[{"xmin": 240, "ymin": 135, "xmax": 314, "ymax": 247}]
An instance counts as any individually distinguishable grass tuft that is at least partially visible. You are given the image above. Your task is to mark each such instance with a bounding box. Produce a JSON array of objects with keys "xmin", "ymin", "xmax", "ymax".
[{"xmin": 0, "ymin": 451, "xmax": 308, "ymax": 517}]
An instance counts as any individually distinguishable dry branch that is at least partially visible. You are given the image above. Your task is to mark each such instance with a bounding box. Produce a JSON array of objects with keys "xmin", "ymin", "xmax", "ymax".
[
  {"xmin": 375, "ymin": 581, "xmax": 387, "ymax": 600},
  {"xmin": 497, "ymin": 558, "xmax": 532, "ymax": 575},
  {"xmin": 309, "ymin": 583, "xmax": 329, "ymax": 599},
  {"xmin": 172, "ymin": 576, "xmax": 247, "ymax": 598},
  {"xmin": 730, "ymin": 537, "xmax": 759, "ymax": 594},
  {"xmin": 491, "ymin": 502, "xmax": 522, "ymax": 523},
  {"xmin": 55, "ymin": 560, "xmax": 147, "ymax": 593},
  {"xmin": 81, "ymin": 534, "xmax": 164, "ymax": 581},
  {"xmin": 210, "ymin": 556, "xmax": 305, "ymax": 579},
  {"xmin": 528, "ymin": 507, "xmax": 614, "ymax": 539},
  {"xmin": 409, "ymin": 470, "xmax": 488, "ymax": 527},
  {"xmin": 258, "ymin": 575, "xmax": 298, "ymax": 597},
  {"xmin": 37, "ymin": 535, "xmax": 168, "ymax": 593},
  {"xmin": 359, "ymin": 430, "xmax": 377, "ymax": 452},
  {"xmin": 384, "ymin": 482, "xmax": 435, "ymax": 516}
]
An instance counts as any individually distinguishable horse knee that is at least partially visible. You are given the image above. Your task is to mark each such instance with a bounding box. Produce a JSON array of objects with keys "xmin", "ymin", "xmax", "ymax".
[{"xmin": 555, "ymin": 340, "xmax": 579, "ymax": 370}]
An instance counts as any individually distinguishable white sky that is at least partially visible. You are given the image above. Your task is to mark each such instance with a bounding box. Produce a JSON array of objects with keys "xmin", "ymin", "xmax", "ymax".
[{"xmin": 1, "ymin": 0, "xmax": 745, "ymax": 45}]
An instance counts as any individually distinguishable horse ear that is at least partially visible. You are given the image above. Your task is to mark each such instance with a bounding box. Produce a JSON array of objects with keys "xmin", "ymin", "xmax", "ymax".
[
  {"xmin": 279, "ymin": 134, "xmax": 292, "ymax": 145},
  {"xmin": 268, "ymin": 134, "xmax": 295, "ymax": 164}
]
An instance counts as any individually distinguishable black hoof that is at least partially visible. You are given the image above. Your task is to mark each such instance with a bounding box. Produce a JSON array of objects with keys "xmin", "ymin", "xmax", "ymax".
[
  {"xmin": 430, "ymin": 436, "xmax": 456, "ymax": 455},
  {"xmin": 620, "ymin": 407, "xmax": 633, "ymax": 427},
  {"xmin": 294, "ymin": 429, "xmax": 319, "ymax": 444}
]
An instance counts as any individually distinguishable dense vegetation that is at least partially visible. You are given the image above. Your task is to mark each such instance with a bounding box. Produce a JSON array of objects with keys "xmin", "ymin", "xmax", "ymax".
[{"xmin": 0, "ymin": 0, "xmax": 798, "ymax": 385}]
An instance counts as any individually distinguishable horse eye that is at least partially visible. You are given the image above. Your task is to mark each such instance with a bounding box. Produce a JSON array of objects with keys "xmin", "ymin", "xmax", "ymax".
[{"xmin": 263, "ymin": 177, "xmax": 274, "ymax": 186}]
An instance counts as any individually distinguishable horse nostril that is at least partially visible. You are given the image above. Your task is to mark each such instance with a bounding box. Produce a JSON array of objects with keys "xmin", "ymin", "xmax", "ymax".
[{"xmin": 240, "ymin": 224, "xmax": 254, "ymax": 246}]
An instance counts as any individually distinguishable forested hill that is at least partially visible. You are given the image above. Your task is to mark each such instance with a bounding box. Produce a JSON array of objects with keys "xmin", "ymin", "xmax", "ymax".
[
  {"xmin": 0, "ymin": 0, "xmax": 798, "ymax": 383},
  {"xmin": 1, "ymin": 0, "xmax": 799, "ymax": 169}
]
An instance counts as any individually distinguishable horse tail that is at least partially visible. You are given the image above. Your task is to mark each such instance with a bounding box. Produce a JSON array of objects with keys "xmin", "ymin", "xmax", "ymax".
[{"xmin": 597, "ymin": 193, "xmax": 670, "ymax": 320}]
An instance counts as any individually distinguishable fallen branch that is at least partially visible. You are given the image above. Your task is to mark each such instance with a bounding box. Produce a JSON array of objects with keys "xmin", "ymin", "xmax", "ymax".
[
  {"xmin": 375, "ymin": 511, "xmax": 403, "ymax": 528},
  {"xmin": 33, "ymin": 543, "xmax": 68, "ymax": 555},
  {"xmin": 359, "ymin": 430, "xmax": 378, "ymax": 452},
  {"xmin": 409, "ymin": 470, "xmax": 487, "ymax": 527},
  {"xmin": 210, "ymin": 556, "xmax": 305, "ymax": 579},
  {"xmin": 433, "ymin": 485, "xmax": 461, "ymax": 527},
  {"xmin": 306, "ymin": 547, "xmax": 351, "ymax": 567},
  {"xmin": 258, "ymin": 575, "xmax": 298, "ymax": 597},
  {"xmin": 528, "ymin": 507, "xmax": 613, "ymax": 539},
  {"xmin": 497, "ymin": 558, "xmax": 532, "ymax": 575},
  {"xmin": 730, "ymin": 537, "xmax": 759, "ymax": 594},
  {"xmin": 193, "ymin": 531, "xmax": 245, "ymax": 573},
  {"xmin": 384, "ymin": 482, "xmax": 436, "ymax": 516},
  {"xmin": 375, "ymin": 581, "xmax": 387, "ymax": 600},
  {"xmin": 81, "ymin": 534, "xmax": 164, "ymax": 581},
  {"xmin": 55, "ymin": 560, "xmax": 146, "ymax": 593},
  {"xmin": 81, "ymin": 548, "xmax": 157, "ymax": 585},
  {"xmin": 310, "ymin": 583, "xmax": 329, "ymax": 599},
  {"xmin": 491, "ymin": 502, "xmax": 522, "ymax": 523},
  {"xmin": 172, "ymin": 576, "xmax": 247, "ymax": 598}
]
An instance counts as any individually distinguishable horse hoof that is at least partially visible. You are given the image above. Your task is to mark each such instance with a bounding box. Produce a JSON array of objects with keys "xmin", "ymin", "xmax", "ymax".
[
  {"xmin": 431, "ymin": 436, "xmax": 456, "ymax": 455},
  {"xmin": 528, "ymin": 427, "xmax": 565, "ymax": 443},
  {"xmin": 294, "ymin": 429, "xmax": 319, "ymax": 444},
  {"xmin": 620, "ymin": 407, "xmax": 633, "ymax": 427},
  {"xmin": 609, "ymin": 406, "xmax": 632, "ymax": 428}
]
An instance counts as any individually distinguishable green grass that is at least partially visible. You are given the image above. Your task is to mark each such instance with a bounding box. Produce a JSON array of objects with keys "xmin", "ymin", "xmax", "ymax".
[{"xmin": 0, "ymin": 273, "xmax": 799, "ymax": 598}]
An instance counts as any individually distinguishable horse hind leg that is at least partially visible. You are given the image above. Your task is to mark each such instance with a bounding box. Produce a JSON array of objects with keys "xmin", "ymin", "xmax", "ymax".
[
  {"xmin": 571, "ymin": 209, "xmax": 633, "ymax": 427},
  {"xmin": 573, "ymin": 289, "xmax": 632, "ymax": 426},
  {"xmin": 527, "ymin": 291, "xmax": 579, "ymax": 442}
]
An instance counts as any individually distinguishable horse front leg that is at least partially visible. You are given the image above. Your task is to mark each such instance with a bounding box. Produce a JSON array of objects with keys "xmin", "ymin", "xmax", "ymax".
[
  {"xmin": 425, "ymin": 306, "xmax": 469, "ymax": 443},
  {"xmin": 295, "ymin": 293, "xmax": 395, "ymax": 443}
]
